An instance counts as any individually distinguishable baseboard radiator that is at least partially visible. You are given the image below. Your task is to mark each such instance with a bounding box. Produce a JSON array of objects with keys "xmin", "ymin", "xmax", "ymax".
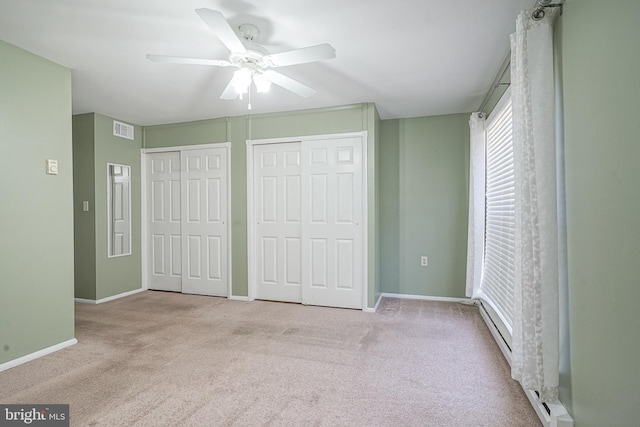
[{"xmin": 478, "ymin": 303, "xmax": 574, "ymax": 427}]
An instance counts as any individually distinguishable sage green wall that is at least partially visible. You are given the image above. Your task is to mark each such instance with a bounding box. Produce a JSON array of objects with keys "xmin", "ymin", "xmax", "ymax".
[
  {"xmin": 561, "ymin": 1, "xmax": 640, "ymax": 425},
  {"xmin": 94, "ymin": 113, "xmax": 143, "ymax": 299},
  {"xmin": 0, "ymin": 40, "xmax": 75, "ymax": 364},
  {"xmin": 72, "ymin": 113, "xmax": 143, "ymax": 301},
  {"xmin": 72, "ymin": 113, "xmax": 97, "ymax": 299},
  {"xmin": 395, "ymin": 114, "xmax": 469, "ymax": 297},
  {"xmin": 249, "ymin": 105, "xmax": 367, "ymax": 139},
  {"xmin": 358, "ymin": 114, "xmax": 471, "ymax": 298},
  {"xmin": 228, "ymin": 117, "xmax": 249, "ymax": 296},
  {"xmin": 144, "ymin": 104, "xmax": 378, "ymax": 306},
  {"xmin": 379, "ymin": 119, "xmax": 400, "ymax": 293},
  {"xmin": 143, "ymin": 118, "xmax": 229, "ymax": 147}
]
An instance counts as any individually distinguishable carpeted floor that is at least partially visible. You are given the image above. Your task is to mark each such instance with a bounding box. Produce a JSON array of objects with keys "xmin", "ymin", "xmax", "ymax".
[{"xmin": 0, "ymin": 291, "xmax": 540, "ymax": 426}]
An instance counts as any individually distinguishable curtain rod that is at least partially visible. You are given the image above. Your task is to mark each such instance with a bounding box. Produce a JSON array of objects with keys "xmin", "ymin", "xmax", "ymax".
[
  {"xmin": 532, "ymin": 0, "xmax": 564, "ymax": 21},
  {"xmin": 477, "ymin": 0, "xmax": 564, "ymax": 115},
  {"xmin": 478, "ymin": 63, "xmax": 510, "ymax": 116}
]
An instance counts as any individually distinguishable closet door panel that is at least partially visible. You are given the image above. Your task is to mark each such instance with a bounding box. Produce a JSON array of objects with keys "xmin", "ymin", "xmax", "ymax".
[
  {"xmin": 254, "ymin": 143, "xmax": 302, "ymax": 303},
  {"xmin": 301, "ymin": 137, "xmax": 363, "ymax": 309},
  {"xmin": 181, "ymin": 148, "xmax": 228, "ymax": 297},
  {"xmin": 146, "ymin": 152, "xmax": 182, "ymax": 292}
]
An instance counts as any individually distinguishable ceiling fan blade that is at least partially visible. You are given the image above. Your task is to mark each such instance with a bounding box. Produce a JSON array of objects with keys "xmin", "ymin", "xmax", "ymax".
[
  {"xmin": 219, "ymin": 78, "xmax": 239, "ymax": 100},
  {"xmin": 146, "ymin": 54, "xmax": 231, "ymax": 67},
  {"xmin": 263, "ymin": 70, "xmax": 316, "ymax": 98},
  {"xmin": 265, "ymin": 43, "xmax": 336, "ymax": 67},
  {"xmin": 195, "ymin": 8, "xmax": 246, "ymax": 54}
]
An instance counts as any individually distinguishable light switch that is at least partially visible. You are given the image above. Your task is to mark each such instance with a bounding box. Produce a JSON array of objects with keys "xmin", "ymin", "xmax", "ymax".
[
  {"xmin": 46, "ymin": 159, "xmax": 59, "ymax": 175},
  {"xmin": 82, "ymin": 201, "xmax": 89, "ymax": 212}
]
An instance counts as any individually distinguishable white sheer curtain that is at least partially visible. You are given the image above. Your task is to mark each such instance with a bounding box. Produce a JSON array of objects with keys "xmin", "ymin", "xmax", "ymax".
[
  {"xmin": 510, "ymin": 10, "xmax": 559, "ymax": 402},
  {"xmin": 465, "ymin": 113, "xmax": 485, "ymax": 299}
]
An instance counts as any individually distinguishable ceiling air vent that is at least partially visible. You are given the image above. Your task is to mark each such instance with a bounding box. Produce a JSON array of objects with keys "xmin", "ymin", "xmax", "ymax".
[{"xmin": 113, "ymin": 120, "xmax": 134, "ymax": 140}]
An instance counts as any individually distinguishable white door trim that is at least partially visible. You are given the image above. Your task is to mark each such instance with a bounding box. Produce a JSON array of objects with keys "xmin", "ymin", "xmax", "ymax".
[
  {"xmin": 141, "ymin": 142, "xmax": 232, "ymax": 298},
  {"xmin": 141, "ymin": 153, "xmax": 148, "ymax": 290},
  {"xmin": 142, "ymin": 142, "xmax": 230, "ymax": 154},
  {"xmin": 245, "ymin": 132, "xmax": 367, "ymax": 146},
  {"xmin": 246, "ymin": 131, "xmax": 369, "ymax": 308},
  {"xmin": 246, "ymin": 141, "xmax": 255, "ymax": 301},
  {"xmin": 361, "ymin": 133, "xmax": 369, "ymax": 311}
]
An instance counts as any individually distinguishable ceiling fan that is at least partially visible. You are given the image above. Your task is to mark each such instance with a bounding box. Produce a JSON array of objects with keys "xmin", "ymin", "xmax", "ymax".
[{"xmin": 147, "ymin": 8, "xmax": 336, "ymax": 101}]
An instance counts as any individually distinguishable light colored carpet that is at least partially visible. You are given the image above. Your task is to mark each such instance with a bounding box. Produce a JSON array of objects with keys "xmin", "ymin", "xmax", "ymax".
[{"xmin": 0, "ymin": 291, "xmax": 540, "ymax": 426}]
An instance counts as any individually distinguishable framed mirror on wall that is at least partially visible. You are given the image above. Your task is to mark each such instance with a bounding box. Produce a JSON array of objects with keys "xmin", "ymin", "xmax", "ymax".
[{"xmin": 107, "ymin": 163, "xmax": 131, "ymax": 257}]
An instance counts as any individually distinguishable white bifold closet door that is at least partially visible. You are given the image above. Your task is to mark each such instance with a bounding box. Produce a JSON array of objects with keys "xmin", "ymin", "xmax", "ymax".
[
  {"xmin": 146, "ymin": 147, "xmax": 228, "ymax": 297},
  {"xmin": 254, "ymin": 143, "xmax": 303, "ymax": 303},
  {"xmin": 253, "ymin": 136, "xmax": 363, "ymax": 309}
]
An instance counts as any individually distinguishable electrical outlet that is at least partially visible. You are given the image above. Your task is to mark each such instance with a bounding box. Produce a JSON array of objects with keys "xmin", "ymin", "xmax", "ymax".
[{"xmin": 421, "ymin": 256, "xmax": 428, "ymax": 267}]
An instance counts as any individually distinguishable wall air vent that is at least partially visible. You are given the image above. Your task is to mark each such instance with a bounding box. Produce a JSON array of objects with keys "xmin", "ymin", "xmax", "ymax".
[{"xmin": 113, "ymin": 120, "xmax": 134, "ymax": 140}]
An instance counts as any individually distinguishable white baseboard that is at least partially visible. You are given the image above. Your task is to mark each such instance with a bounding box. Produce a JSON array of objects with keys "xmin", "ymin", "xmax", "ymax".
[
  {"xmin": 363, "ymin": 293, "xmax": 383, "ymax": 313},
  {"xmin": 478, "ymin": 303, "xmax": 573, "ymax": 427},
  {"xmin": 547, "ymin": 400, "xmax": 575, "ymax": 427},
  {"xmin": 75, "ymin": 288, "xmax": 145, "ymax": 304},
  {"xmin": 0, "ymin": 338, "xmax": 78, "ymax": 373},
  {"xmin": 364, "ymin": 293, "xmax": 473, "ymax": 313},
  {"xmin": 228, "ymin": 295, "xmax": 250, "ymax": 301},
  {"xmin": 479, "ymin": 303, "xmax": 512, "ymax": 364},
  {"xmin": 522, "ymin": 389, "xmax": 574, "ymax": 427},
  {"xmin": 380, "ymin": 292, "xmax": 472, "ymax": 303}
]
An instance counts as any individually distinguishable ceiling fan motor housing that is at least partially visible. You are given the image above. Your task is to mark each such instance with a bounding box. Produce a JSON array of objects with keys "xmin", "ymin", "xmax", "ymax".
[{"xmin": 229, "ymin": 42, "xmax": 270, "ymax": 71}]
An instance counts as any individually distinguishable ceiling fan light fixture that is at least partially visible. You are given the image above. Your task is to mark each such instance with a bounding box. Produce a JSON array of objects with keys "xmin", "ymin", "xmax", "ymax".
[
  {"xmin": 232, "ymin": 68, "xmax": 252, "ymax": 94},
  {"xmin": 253, "ymin": 73, "xmax": 271, "ymax": 93}
]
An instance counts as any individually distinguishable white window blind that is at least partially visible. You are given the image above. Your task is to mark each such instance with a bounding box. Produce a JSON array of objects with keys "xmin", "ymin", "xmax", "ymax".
[{"xmin": 481, "ymin": 94, "xmax": 515, "ymax": 337}]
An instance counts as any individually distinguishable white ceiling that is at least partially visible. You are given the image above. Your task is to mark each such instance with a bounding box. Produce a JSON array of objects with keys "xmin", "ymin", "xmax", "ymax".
[{"xmin": 0, "ymin": 0, "xmax": 532, "ymax": 126}]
